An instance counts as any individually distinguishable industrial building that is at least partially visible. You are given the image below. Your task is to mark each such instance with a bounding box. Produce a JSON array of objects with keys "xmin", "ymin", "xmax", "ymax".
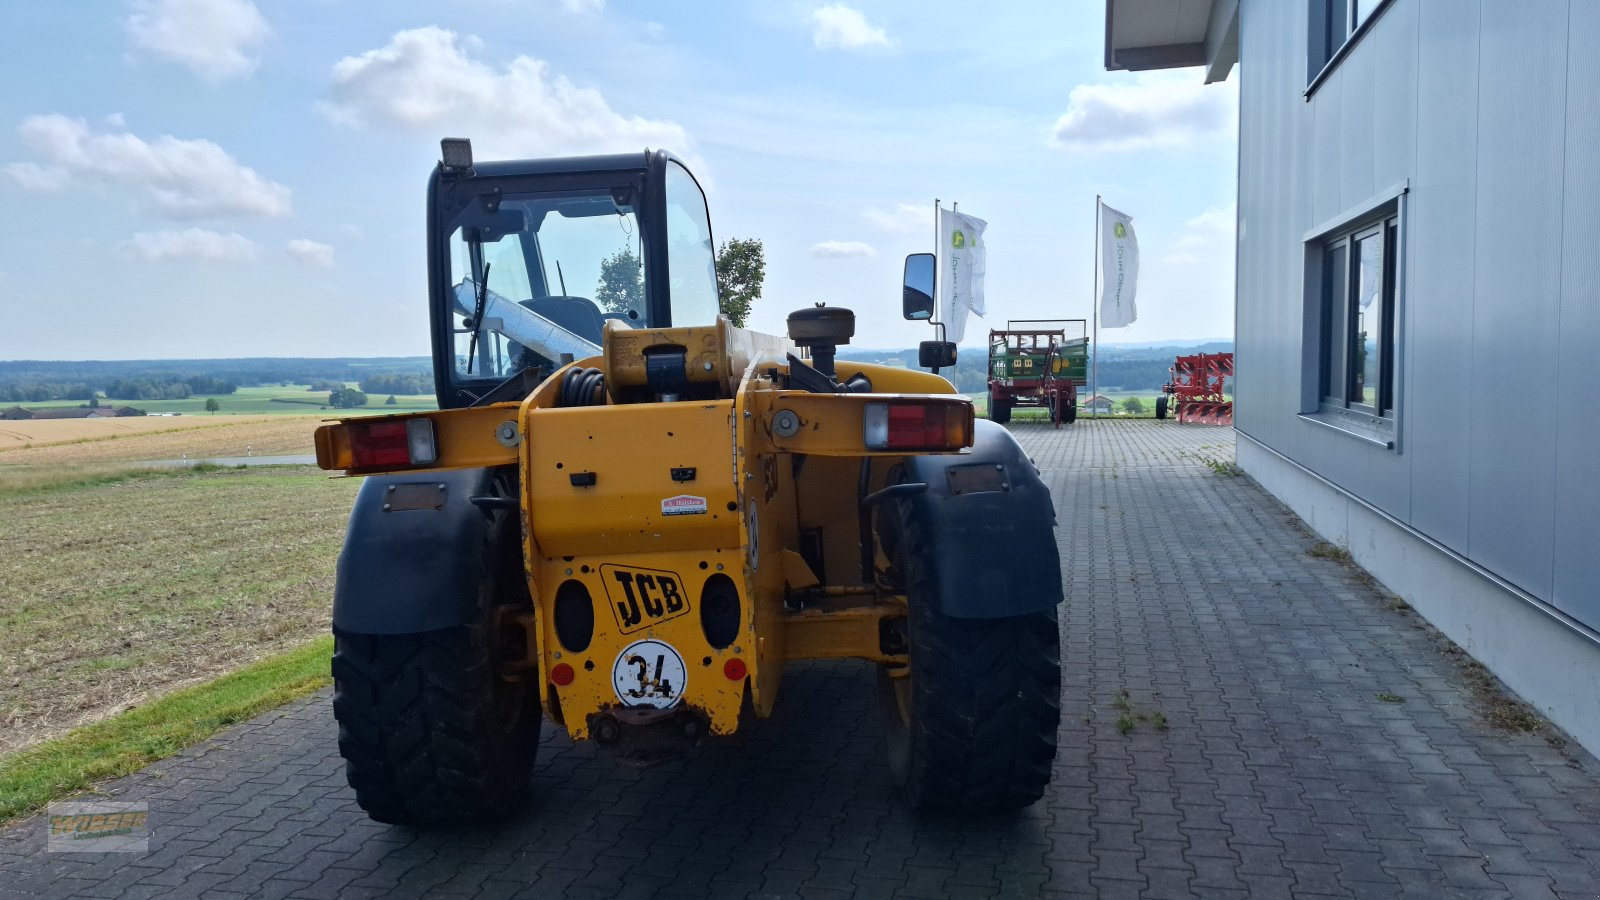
[{"xmin": 1104, "ymin": 0, "xmax": 1600, "ymax": 752}]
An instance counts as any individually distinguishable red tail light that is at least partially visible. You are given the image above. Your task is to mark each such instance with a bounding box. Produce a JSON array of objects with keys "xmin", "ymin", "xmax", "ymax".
[
  {"xmin": 863, "ymin": 401, "xmax": 973, "ymax": 451},
  {"xmin": 550, "ymin": 663, "xmax": 575, "ymax": 686},
  {"xmin": 723, "ymin": 658, "xmax": 747, "ymax": 681},
  {"xmin": 347, "ymin": 418, "xmax": 437, "ymax": 470}
]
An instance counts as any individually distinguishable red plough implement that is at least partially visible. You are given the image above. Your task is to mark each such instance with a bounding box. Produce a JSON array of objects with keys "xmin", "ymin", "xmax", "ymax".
[{"xmin": 1156, "ymin": 352, "xmax": 1234, "ymax": 425}]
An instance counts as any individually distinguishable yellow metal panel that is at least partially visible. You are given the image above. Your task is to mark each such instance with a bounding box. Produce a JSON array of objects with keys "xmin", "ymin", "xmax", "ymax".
[
  {"xmin": 749, "ymin": 391, "xmax": 975, "ymax": 457},
  {"xmin": 782, "ymin": 604, "xmax": 907, "ymax": 664},
  {"xmin": 313, "ymin": 405, "xmax": 520, "ymax": 474},
  {"xmin": 523, "ymin": 402, "xmax": 740, "ymax": 558},
  {"xmin": 536, "ymin": 548, "xmax": 750, "ymax": 738}
]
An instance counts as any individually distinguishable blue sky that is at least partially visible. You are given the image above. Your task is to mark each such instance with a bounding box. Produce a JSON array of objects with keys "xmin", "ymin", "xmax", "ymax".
[{"xmin": 0, "ymin": 0, "xmax": 1238, "ymax": 360}]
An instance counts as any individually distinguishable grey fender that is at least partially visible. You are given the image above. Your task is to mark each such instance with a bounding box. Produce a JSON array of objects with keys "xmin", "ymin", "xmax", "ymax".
[
  {"xmin": 892, "ymin": 419, "xmax": 1064, "ymax": 618},
  {"xmin": 333, "ymin": 467, "xmax": 504, "ymax": 635}
]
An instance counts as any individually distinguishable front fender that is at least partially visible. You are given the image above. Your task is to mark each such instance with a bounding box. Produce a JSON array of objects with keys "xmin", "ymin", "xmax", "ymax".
[
  {"xmin": 333, "ymin": 467, "xmax": 502, "ymax": 635},
  {"xmin": 895, "ymin": 420, "xmax": 1063, "ymax": 618}
]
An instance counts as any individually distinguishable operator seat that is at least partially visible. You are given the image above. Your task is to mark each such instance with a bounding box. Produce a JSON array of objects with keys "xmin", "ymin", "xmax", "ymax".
[{"xmin": 523, "ymin": 296, "xmax": 606, "ymax": 345}]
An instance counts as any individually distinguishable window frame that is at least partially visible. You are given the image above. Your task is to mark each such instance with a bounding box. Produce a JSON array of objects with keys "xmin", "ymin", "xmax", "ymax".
[
  {"xmin": 1305, "ymin": 0, "xmax": 1395, "ymax": 98},
  {"xmin": 1300, "ymin": 182, "xmax": 1408, "ymax": 451}
]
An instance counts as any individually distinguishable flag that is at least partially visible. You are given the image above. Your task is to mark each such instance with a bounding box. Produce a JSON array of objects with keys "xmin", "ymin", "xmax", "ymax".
[
  {"xmin": 1099, "ymin": 202, "xmax": 1139, "ymax": 329},
  {"xmin": 935, "ymin": 207, "xmax": 987, "ymax": 342}
]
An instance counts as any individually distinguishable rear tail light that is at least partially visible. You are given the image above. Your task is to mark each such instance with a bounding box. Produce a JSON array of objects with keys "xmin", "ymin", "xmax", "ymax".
[
  {"xmin": 863, "ymin": 401, "xmax": 973, "ymax": 451},
  {"xmin": 348, "ymin": 418, "xmax": 437, "ymax": 470},
  {"xmin": 723, "ymin": 658, "xmax": 747, "ymax": 681},
  {"xmin": 550, "ymin": 663, "xmax": 575, "ymax": 686}
]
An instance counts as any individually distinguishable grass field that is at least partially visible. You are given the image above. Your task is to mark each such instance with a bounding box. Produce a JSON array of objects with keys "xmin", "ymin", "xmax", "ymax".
[
  {"xmin": 0, "ymin": 416, "xmax": 320, "ymax": 463},
  {"xmin": 0, "ymin": 465, "xmax": 359, "ymax": 756},
  {"xmin": 12, "ymin": 384, "xmax": 436, "ymax": 417},
  {"xmin": 0, "ymin": 637, "xmax": 332, "ymax": 823}
]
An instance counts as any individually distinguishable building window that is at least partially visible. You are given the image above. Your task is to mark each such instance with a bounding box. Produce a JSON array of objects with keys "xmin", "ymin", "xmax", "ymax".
[
  {"xmin": 1308, "ymin": 0, "xmax": 1388, "ymax": 85},
  {"xmin": 1319, "ymin": 214, "xmax": 1398, "ymax": 417}
]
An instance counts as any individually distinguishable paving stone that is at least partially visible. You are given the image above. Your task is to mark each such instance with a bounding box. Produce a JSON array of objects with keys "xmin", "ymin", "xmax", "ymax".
[{"xmin": 2, "ymin": 422, "xmax": 1598, "ymax": 899}]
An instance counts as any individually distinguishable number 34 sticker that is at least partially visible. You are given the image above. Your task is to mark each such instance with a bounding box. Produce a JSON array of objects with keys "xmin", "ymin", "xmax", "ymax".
[{"xmin": 612, "ymin": 639, "xmax": 687, "ymax": 709}]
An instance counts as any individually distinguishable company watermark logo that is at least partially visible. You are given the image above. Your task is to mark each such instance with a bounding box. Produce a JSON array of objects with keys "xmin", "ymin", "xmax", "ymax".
[
  {"xmin": 47, "ymin": 802, "xmax": 149, "ymax": 853},
  {"xmin": 951, "ymin": 229, "xmax": 966, "ymax": 249}
]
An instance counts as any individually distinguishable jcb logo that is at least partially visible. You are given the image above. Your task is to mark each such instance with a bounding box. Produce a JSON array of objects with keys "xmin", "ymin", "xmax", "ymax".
[{"xmin": 601, "ymin": 565, "xmax": 690, "ymax": 634}]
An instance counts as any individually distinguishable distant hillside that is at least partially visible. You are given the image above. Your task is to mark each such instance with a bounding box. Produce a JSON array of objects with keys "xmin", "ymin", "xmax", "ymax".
[{"xmin": 0, "ymin": 358, "xmax": 434, "ymax": 403}]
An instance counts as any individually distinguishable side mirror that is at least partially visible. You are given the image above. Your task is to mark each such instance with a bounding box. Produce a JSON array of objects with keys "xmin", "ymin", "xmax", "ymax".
[
  {"xmin": 902, "ymin": 253, "xmax": 935, "ymax": 320},
  {"xmin": 919, "ymin": 340, "xmax": 957, "ymax": 369}
]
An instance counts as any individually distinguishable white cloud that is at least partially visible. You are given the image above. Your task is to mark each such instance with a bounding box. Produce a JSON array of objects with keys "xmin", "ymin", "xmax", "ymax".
[
  {"xmin": 323, "ymin": 27, "xmax": 692, "ymax": 161},
  {"xmin": 4, "ymin": 161, "xmax": 70, "ymax": 191},
  {"xmin": 811, "ymin": 240, "xmax": 878, "ymax": 258},
  {"xmin": 286, "ymin": 238, "xmax": 335, "ymax": 268},
  {"xmin": 1163, "ymin": 204, "xmax": 1235, "ymax": 265},
  {"xmin": 1050, "ymin": 72, "xmax": 1233, "ymax": 153},
  {"xmin": 126, "ymin": 0, "xmax": 271, "ymax": 82},
  {"xmin": 862, "ymin": 202, "xmax": 930, "ymax": 235},
  {"xmin": 811, "ymin": 4, "xmax": 890, "ymax": 50},
  {"xmin": 123, "ymin": 228, "xmax": 259, "ymax": 262},
  {"xmin": 8, "ymin": 114, "xmax": 292, "ymax": 219},
  {"xmin": 560, "ymin": 0, "xmax": 604, "ymax": 12},
  {"xmin": 104, "ymin": 113, "xmax": 126, "ymax": 128}
]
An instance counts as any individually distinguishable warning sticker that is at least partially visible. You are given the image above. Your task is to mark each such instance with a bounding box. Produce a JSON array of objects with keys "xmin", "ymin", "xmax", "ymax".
[
  {"xmin": 613, "ymin": 639, "xmax": 687, "ymax": 708},
  {"xmin": 661, "ymin": 494, "xmax": 707, "ymax": 517}
]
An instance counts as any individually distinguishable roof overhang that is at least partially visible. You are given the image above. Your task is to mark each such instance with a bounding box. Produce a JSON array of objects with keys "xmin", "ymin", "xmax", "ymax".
[{"xmin": 1104, "ymin": 0, "xmax": 1238, "ymax": 84}]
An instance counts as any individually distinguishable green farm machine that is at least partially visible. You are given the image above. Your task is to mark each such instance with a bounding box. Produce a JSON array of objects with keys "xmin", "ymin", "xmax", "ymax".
[{"xmin": 985, "ymin": 320, "xmax": 1089, "ymax": 427}]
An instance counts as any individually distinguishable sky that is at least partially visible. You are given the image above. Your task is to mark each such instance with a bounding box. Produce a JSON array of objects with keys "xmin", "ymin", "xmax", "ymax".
[{"xmin": 0, "ymin": 0, "xmax": 1238, "ymax": 361}]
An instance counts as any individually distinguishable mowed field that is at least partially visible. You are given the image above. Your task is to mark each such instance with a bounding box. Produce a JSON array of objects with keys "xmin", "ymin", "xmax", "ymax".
[
  {"xmin": 0, "ymin": 464, "xmax": 360, "ymax": 756},
  {"xmin": 0, "ymin": 415, "xmax": 320, "ymax": 465}
]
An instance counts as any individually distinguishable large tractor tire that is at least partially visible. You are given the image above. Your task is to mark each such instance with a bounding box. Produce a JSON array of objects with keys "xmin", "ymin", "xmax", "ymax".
[
  {"xmin": 1155, "ymin": 395, "xmax": 1168, "ymax": 419},
  {"xmin": 989, "ymin": 396, "xmax": 1013, "ymax": 424},
  {"xmin": 879, "ymin": 512, "xmax": 1061, "ymax": 813},
  {"xmin": 331, "ymin": 484, "xmax": 540, "ymax": 825}
]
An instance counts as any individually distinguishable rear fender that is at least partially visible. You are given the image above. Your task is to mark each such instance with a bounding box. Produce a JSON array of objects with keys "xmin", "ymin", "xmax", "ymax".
[
  {"xmin": 893, "ymin": 420, "xmax": 1063, "ymax": 618},
  {"xmin": 333, "ymin": 467, "xmax": 504, "ymax": 634}
]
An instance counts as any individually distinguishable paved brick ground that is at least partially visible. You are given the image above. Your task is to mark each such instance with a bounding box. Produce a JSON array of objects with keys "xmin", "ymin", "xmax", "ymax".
[{"xmin": 3, "ymin": 420, "xmax": 1598, "ymax": 899}]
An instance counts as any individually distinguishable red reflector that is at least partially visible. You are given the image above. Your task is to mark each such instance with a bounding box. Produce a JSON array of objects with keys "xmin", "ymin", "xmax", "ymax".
[
  {"xmin": 348, "ymin": 421, "xmax": 412, "ymax": 469},
  {"xmin": 723, "ymin": 658, "xmax": 747, "ymax": 681},
  {"xmin": 886, "ymin": 404, "xmax": 945, "ymax": 450},
  {"xmin": 551, "ymin": 663, "xmax": 575, "ymax": 686}
]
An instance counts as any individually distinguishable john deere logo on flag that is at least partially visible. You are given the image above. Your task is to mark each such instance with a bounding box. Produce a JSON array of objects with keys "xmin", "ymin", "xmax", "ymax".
[
  {"xmin": 1114, "ymin": 222, "xmax": 1126, "ymax": 239},
  {"xmin": 951, "ymin": 230, "xmax": 966, "ymax": 249}
]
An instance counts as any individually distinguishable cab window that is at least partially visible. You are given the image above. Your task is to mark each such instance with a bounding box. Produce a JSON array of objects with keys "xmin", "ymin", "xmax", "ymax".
[{"xmin": 663, "ymin": 162, "xmax": 720, "ymax": 327}]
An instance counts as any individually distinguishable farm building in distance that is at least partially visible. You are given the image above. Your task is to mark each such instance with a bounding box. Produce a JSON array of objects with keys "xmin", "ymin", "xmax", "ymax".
[
  {"xmin": 1104, "ymin": 0, "xmax": 1600, "ymax": 753},
  {"xmin": 1, "ymin": 405, "xmax": 145, "ymax": 419}
]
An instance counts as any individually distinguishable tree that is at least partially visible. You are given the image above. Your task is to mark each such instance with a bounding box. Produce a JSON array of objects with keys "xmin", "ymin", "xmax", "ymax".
[
  {"xmin": 1120, "ymin": 397, "xmax": 1146, "ymax": 415},
  {"xmin": 386, "ymin": 395, "xmax": 398, "ymax": 406},
  {"xmin": 595, "ymin": 246, "xmax": 644, "ymax": 317},
  {"xmin": 715, "ymin": 238, "xmax": 765, "ymax": 328},
  {"xmin": 328, "ymin": 388, "xmax": 368, "ymax": 409},
  {"xmin": 205, "ymin": 398, "xmax": 221, "ymax": 414}
]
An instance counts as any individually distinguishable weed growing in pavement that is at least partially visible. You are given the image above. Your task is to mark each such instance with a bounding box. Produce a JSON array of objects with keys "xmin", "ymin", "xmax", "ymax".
[
  {"xmin": 1376, "ymin": 693, "xmax": 1405, "ymax": 703},
  {"xmin": 1307, "ymin": 541, "xmax": 1351, "ymax": 562},
  {"xmin": 1108, "ymin": 688, "xmax": 1168, "ymax": 735},
  {"xmin": 1195, "ymin": 454, "xmax": 1241, "ymax": 476}
]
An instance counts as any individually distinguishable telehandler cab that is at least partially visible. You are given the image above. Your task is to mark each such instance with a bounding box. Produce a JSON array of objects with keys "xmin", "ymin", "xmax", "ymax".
[{"xmin": 315, "ymin": 139, "xmax": 1064, "ymax": 823}]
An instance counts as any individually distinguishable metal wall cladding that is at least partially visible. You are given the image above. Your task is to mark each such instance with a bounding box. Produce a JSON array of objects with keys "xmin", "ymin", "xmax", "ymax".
[{"xmin": 1235, "ymin": 0, "xmax": 1599, "ymax": 628}]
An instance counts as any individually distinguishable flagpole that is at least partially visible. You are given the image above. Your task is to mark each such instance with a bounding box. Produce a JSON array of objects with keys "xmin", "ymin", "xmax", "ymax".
[
  {"xmin": 932, "ymin": 198, "xmax": 941, "ymax": 341},
  {"xmin": 1092, "ymin": 195, "xmax": 1101, "ymax": 420}
]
